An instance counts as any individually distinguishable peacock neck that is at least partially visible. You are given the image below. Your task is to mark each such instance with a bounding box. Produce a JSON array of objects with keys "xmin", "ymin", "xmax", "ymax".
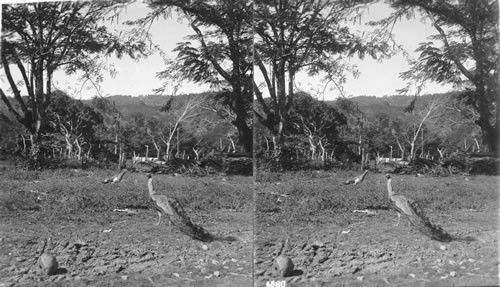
[
  {"xmin": 387, "ymin": 178, "xmax": 394, "ymax": 198},
  {"xmin": 148, "ymin": 178, "xmax": 156, "ymax": 196}
]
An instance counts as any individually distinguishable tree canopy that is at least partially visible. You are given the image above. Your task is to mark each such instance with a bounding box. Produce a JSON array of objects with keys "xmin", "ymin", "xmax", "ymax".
[
  {"xmin": 380, "ymin": 0, "xmax": 499, "ymax": 153},
  {"xmin": 253, "ymin": 0, "xmax": 390, "ymax": 154},
  {"xmin": 133, "ymin": 0, "xmax": 254, "ymax": 152},
  {"xmin": 1, "ymin": 1, "xmax": 147, "ymax": 167}
]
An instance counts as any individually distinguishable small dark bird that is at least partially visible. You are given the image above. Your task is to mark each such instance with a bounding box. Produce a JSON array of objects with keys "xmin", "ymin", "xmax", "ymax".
[
  {"xmin": 385, "ymin": 174, "xmax": 454, "ymax": 242},
  {"xmin": 103, "ymin": 169, "xmax": 127, "ymax": 184},
  {"xmin": 146, "ymin": 173, "xmax": 236, "ymax": 242},
  {"xmin": 344, "ymin": 170, "xmax": 368, "ymax": 185}
]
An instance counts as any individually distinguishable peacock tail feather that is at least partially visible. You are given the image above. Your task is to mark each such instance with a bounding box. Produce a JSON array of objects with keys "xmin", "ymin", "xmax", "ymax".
[
  {"xmin": 407, "ymin": 200, "xmax": 453, "ymax": 242},
  {"xmin": 167, "ymin": 198, "xmax": 216, "ymax": 242}
]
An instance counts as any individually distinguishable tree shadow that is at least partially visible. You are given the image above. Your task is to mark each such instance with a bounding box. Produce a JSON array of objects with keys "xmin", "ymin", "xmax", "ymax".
[
  {"xmin": 52, "ymin": 268, "xmax": 68, "ymax": 275},
  {"xmin": 287, "ymin": 269, "xmax": 304, "ymax": 277}
]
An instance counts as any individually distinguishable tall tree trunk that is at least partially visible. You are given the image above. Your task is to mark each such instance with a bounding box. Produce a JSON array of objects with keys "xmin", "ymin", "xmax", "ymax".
[
  {"xmin": 21, "ymin": 134, "xmax": 27, "ymax": 154},
  {"xmin": 420, "ymin": 127, "xmax": 424, "ymax": 157},
  {"xmin": 410, "ymin": 142, "xmax": 415, "ymax": 161},
  {"xmin": 233, "ymin": 115, "xmax": 252, "ymax": 152},
  {"xmin": 64, "ymin": 136, "xmax": 73, "ymax": 159},
  {"xmin": 75, "ymin": 139, "xmax": 82, "ymax": 160},
  {"xmin": 476, "ymin": 115, "xmax": 496, "ymax": 154},
  {"xmin": 166, "ymin": 143, "xmax": 171, "ymax": 160},
  {"xmin": 28, "ymin": 133, "xmax": 42, "ymax": 169},
  {"xmin": 474, "ymin": 84, "xmax": 497, "ymax": 153},
  {"xmin": 275, "ymin": 60, "xmax": 287, "ymax": 156}
]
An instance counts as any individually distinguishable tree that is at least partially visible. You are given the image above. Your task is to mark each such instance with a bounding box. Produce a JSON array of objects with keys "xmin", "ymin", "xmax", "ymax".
[
  {"xmin": 288, "ymin": 92, "xmax": 346, "ymax": 161},
  {"xmin": 145, "ymin": 116, "xmax": 162, "ymax": 159},
  {"xmin": 253, "ymin": 0, "xmax": 390, "ymax": 154},
  {"xmin": 402, "ymin": 95, "xmax": 445, "ymax": 160},
  {"xmin": 133, "ymin": 0, "xmax": 253, "ymax": 152},
  {"xmin": 385, "ymin": 0, "xmax": 499, "ymax": 153},
  {"xmin": 0, "ymin": 109, "xmax": 25, "ymax": 153},
  {"xmin": 159, "ymin": 96, "xmax": 205, "ymax": 159},
  {"xmin": 46, "ymin": 91, "xmax": 103, "ymax": 160},
  {"xmin": 364, "ymin": 112, "xmax": 396, "ymax": 157},
  {"xmin": 91, "ymin": 96, "xmax": 123, "ymax": 154},
  {"xmin": 1, "ymin": 1, "xmax": 147, "ymax": 167},
  {"xmin": 336, "ymin": 97, "xmax": 367, "ymax": 155}
]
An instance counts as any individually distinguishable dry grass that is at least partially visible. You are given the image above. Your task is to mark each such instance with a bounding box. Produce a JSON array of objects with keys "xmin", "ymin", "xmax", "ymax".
[
  {"xmin": 0, "ymin": 165, "xmax": 253, "ymax": 223},
  {"xmin": 1, "ymin": 163, "xmax": 496, "ymax": 226},
  {"xmin": 256, "ymin": 170, "xmax": 498, "ymax": 224}
]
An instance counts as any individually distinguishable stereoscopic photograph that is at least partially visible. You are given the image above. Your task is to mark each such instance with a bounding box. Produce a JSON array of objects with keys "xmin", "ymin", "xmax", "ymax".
[{"xmin": 0, "ymin": 0, "xmax": 498, "ymax": 286}]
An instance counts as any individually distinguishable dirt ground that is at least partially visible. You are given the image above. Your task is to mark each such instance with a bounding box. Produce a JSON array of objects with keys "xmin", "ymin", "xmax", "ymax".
[
  {"xmin": 0, "ymin": 194, "xmax": 252, "ymax": 287},
  {"xmin": 255, "ymin": 207, "xmax": 499, "ymax": 287},
  {"xmin": 1, "ymin": 165, "xmax": 498, "ymax": 287}
]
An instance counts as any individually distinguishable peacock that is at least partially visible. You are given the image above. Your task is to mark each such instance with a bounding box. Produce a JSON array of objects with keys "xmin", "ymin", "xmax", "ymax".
[
  {"xmin": 385, "ymin": 174, "xmax": 454, "ymax": 242},
  {"xmin": 344, "ymin": 170, "xmax": 369, "ymax": 185},
  {"xmin": 103, "ymin": 169, "xmax": 127, "ymax": 184},
  {"xmin": 146, "ymin": 173, "xmax": 236, "ymax": 242}
]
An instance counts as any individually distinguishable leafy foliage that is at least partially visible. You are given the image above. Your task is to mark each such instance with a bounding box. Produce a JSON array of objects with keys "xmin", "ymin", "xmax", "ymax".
[
  {"xmin": 1, "ymin": 1, "xmax": 149, "ymax": 167},
  {"xmin": 254, "ymin": 0, "xmax": 393, "ymax": 149},
  {"xmin": 134, "ymin": 0, "xmax": 253, "ymax": 152},
  {"xmin": 383, "ymin": 0, "xmax": 499, "ymax": 153}
]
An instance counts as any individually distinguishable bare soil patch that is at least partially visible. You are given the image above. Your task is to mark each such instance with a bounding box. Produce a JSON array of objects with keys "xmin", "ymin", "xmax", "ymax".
[
  {"xmin": 255, "ymin": 172, "xmax": 499, "ymax": 286},
  {"xmin": 0, "ymin": 166, "xmax": 252, "ymax": 287}
]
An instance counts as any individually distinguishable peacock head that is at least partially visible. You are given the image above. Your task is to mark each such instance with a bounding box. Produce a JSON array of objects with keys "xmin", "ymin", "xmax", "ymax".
[
  {"xmin": 146, "ymin": 173, "xmax": 152, "ymax": 179},
  {"xmin": 385, "ymin": 174, "xmax": 391, "ymax": 179}
]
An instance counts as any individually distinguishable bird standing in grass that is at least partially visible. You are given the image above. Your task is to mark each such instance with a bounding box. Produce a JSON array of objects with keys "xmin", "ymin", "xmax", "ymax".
[
  {"xmin": 146, "ymin": 173, "xmax": 236, "ymax": 242},
  {"xmin": 385, "ymin": 174, "xmax": 453, "ymax": 242},
  {"xmin": 103, "ymin": 169, "xmax": 127, "ymax": 184},
  {"xmin": 344, "ymin": 170, "xmax": 368, "ymax": 185}
]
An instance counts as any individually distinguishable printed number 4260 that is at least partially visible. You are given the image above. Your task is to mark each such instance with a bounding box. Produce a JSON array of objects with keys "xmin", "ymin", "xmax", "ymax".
[{"xmin": 265, "ymin": 281, "xmax": 286, "ymax": 287}]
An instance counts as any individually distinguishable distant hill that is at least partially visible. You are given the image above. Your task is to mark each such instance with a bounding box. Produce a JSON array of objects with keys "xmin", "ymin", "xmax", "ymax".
[
  {"xmin": 327, "ymin": 92, "xmax": 459, "ymax": 118},
  {"xmin": 84, "ymin": 92, "xmax": 217, "ymax": 118},
  {"xmin": 93, "ymin": 91, "xmax": 460, "ymax": 121}
]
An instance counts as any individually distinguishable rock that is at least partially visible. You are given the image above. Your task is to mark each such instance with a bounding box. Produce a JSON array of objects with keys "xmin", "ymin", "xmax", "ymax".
[
  {"xmin": 440, "ymin": 245, "xmax": 446, "ymax": 251},
  {"xmin": 214, "ymin": 271, "xmax": 221, "ymax": 277},
  {"xmin": 274, "ymin": 255, "xmax": 294, "ymax": 277},
  {"xmin": 311, "ymin": 241, "xmax": 325, "ymax": 248},
  {"xmin": 202, "ymin": 245, "xmax": 209, "ymax": 251},
  {"xmin": 93, "ymin": 266, "xmax": 108, "ymax": 275},
  {"xmin": 254, "ymin": 270, "xmax": 264, "ymax": 276},
  {"xmin": 114, "ymin": 264, "xmax": 125, "ymax": 273},
  {"xmin": 450, "ymin": 271, "xmax": 456, "ymax": 277},
  {"xmin": 39, "ymin": 253, "xmax": 58, "ymax": 275}
]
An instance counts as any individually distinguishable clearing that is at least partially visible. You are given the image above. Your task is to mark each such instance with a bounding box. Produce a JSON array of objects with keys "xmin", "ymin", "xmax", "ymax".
[
  {"xmin": 255, "ymin": 170, "xmax": 499, "ymax": 286},
  {"xmin": 0, "ymin": 165, "xmax": 253, "ymax": 287}
]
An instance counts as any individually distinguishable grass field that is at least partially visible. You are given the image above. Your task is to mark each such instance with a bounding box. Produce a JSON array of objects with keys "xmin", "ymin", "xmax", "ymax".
[
  {"xmin": 0, "ymin": 162, "xmax": 498, "ymax": 286},
  {"xmin": 257, "ymin": 170, "xmax": 497, "ymax": 222},
  {"xmin": 0, "ymin": 162, "xmax": 253, "ymax": 286},
  {"xmin": 255, "ymin": 170, "xmax": 499, "ymax": 286}
]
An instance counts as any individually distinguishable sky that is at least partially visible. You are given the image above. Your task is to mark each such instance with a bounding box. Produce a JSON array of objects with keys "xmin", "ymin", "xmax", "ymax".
[
  {"xmin": 1, "ymin": 0, "xmax": 455, "ymax": 101},
  {"xmin": 292, "ymin": 2, "xmax": 454, "ymax": 99}
]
